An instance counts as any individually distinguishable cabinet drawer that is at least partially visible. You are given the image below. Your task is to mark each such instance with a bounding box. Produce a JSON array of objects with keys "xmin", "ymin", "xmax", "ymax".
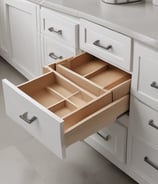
[
  {"xmin": 2, "ymin": 53, "xmax": 130, "ymax": 159},
  {"xmin": 130, "ymin": 96, "xmax": 158, "ymax": 147},
  {"xmin": 42, "ymin": 36, "xmax": 77, "ymax": 65},
  {"xmin": 130, "ymin": 137, "xmax": 158, "ymax": 184},
  {"xmin": 86, "ymin": 121, "xmax": 127, "ymax": 164},
  {"xmin": 132, "ymin": 42, "xmax": 158, "ymax": 111},
  {"xmin": 80, "ymin": 19, "xmax": 132, "ymax": 72},
  {"xmin": 41, "ymin": 8, "xmax": 79, "ymax": 48}
]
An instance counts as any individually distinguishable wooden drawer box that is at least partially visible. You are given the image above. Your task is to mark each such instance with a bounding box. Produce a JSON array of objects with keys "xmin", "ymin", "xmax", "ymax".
[
  {"xmin": 2, "ymin": 53, "xmax": 131, "ymax": 159},
  {"xmin": 80, "ymin": 19, "xmax": 132, "ymax": 72},
  {"xmin": 41, "ymin": 8, "xmax": 79, "ymax": 48}
]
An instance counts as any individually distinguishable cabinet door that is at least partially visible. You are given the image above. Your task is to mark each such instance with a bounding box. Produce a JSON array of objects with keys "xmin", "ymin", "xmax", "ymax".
[
  {"xmin": 5, "ymin": 0, "xmax": 41, "ymax": 79},
  {"xmin": 132, "ymin": 42, "xmax": 158, "ymax": 111},
  {"xmin": 0, "ymin": 0, "xmax": 9, "ymax": 60}
]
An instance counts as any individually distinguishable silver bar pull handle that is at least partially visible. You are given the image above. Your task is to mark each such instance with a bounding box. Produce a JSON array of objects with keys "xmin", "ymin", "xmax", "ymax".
[
  {"xmin": 144, "ymin": 156, "xmax": 158, "ymax": 171},
  {"xmin": 93, "ymin": 40, "xmax": 112, "ymax": 50},
  {"xmin": 150, "ymin": 81, "xmax": 158, "ymax": 89},
  {"xmin": 49, "ymin": 52, "xmax": 63, "ymax": 60},
  {"xmin": 148, "ymin": 120, "xmax": 158, "ymax": 130},
  {"xmin": 48, "ymin": 27, "xmax": 62, "ymax": 35},
  {"xmin": 19, "ymin": 112, "xmax": 37, "ymax": 124},
  {"xmin": 97, "ymin": 132, "xmax": 111, "ymax": 141}
]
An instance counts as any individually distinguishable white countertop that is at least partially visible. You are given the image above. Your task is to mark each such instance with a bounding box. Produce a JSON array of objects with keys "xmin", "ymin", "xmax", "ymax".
[{"xmin": 30, "ymin": 0, "xmax": 158, "ymax": 49}]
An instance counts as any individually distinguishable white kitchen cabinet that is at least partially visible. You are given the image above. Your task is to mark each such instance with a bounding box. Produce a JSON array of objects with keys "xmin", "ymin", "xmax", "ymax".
[
  {"xmin": 2, "ymin": 53, "xmax": 131, "ymax": 159},
  {"xmin": 127, "ymin": 42, "xmax": 158, "ymax": 184},
  {"xmin": 5, "ymin": 0, "xmax": 41, "ymax": 79},
  {"xmin": 0, "ymin": 0, "xmax": 9, "ymax": 61}
]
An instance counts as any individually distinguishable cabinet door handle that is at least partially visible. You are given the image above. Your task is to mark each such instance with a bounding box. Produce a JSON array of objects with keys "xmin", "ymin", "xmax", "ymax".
[
  {"xmin": 144, "ymin": 156, "xmax": 158, "ymax": 171},
  {"xmin": 150, "ymin": 81, "xmax": 158, "ymax": 89},
  {"xmin": 19, "ymin": 112, "xmax": 37, "ymax": 124},
  {"xmin": 148, "ymin": 120, "xmax": 158, "ymax": 130},
  {"xmin": 97, "ymin": 132, "xmax": 111, "ymax": 141},
  {"xmin": 48, "ymin": 27, "xmax": 62, "ymax": 35},
  {"xmin": 93, "ymin": 40, "xmax": 112, "ymax": 50},
  {"xmin": 49, "ymin": 52, "xmax": 63, "ymax": 60}
]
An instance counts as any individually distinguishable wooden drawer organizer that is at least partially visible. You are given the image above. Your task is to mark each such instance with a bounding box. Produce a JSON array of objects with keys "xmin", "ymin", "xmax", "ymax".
[
  {"xmin": 46, "ymin": 53, "xmax": 131, "ymax": 101},
  {"xmin": 3, "ymin": 53, "xmax": 131, "ymax": 159}
]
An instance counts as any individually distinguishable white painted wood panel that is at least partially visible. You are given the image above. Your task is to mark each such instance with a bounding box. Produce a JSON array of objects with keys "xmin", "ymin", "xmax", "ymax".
[
  {"xmin": 2, "ymin": 79, "xmax": 65, "ymax": 159},
  {"xmin": 132, "ymin": 41, "xmax": 158, "ymax": 111},
  {"xmin": 129, "ymin": 137, "xmax": 158, "ymax": 184},
  {"xmin": 41, "ymin": 7, "xmax": 79, "ymax": 48},
  {"xmin": 80, "ymin": 19, "xmax": 132, "ymax": 72},
  {"xmin": 85, "ymin": 121, "xmax": 127, "ymax": 164},
  {"xmin": 5, "ymin": 0, "xmax": 41, "ymax": 79},
  {"xmin": 41, "ymin": 35, "xmax": 76, "ymax": 66},
  {"xmin": 129, "ymin": 96, "xmax": 158, "ymax": 148}
]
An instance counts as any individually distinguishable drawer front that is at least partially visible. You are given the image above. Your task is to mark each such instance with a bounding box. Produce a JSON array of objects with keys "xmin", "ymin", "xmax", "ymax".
[
  {"xmin": 87, "ymin": 122, "xmax": 127, "ymax": 163},
  {"xmin": 132, "ymin": 42, "xmax": 158, "ymax": 110},
  {"xmin": 130, "ymin": 137, "xmax": 158, "ymax": 184},
  {"xmin": 130, "ymin": 96, "xmax": 158, "ymax": 147},
  {"xmin": 80, "ymin": 19, "xmax": 132, "ymax": 72},
  {"xmin": 41, "ymin": 8, "xmax": 79, "ymax": 48},
  {"xmin": 42, "ymin": 36, "xmax": 76, "ymax": 65},
  {"xmin": 2, "ymin": 79, "xmax": 65, "ymax": 159}
]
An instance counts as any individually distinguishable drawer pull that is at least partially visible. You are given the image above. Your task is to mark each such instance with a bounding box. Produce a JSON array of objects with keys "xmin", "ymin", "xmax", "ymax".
[
  {"xmin": 49, "ymin": 52, "xmax": 63, "ymax": 60},
  {"xmin": 93, "ymin": 40, "xmax": 112, "ymax": 50},
  {"xmin": 150, "ymin": 81, "xmax": 158, "ymax": 89},
  {"xmin": 19, "ymin": 112, "xmax": 37, "ymax": 124},
  {"xmin": 97, "ymin": 132, "xmax": 111, "ymax": 141},
  {"xmin": 48, "ymin": 27, "xmax": 62, "ymax": 35},
  {"xmin": 148, "ymin": 120, "xmax": 158, "ymax": 130},
  {"xmin": 144, "ymin": 156, "xmax": 158, "ymax": 171}
]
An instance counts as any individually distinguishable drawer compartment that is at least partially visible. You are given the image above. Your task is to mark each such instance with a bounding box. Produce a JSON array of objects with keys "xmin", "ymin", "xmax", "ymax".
[
  {"xmin": 132, "ymin": 42, "xmax": 158, "ymax": 110},
  {"xmin": 41, "ymin": 8, "xmax": 79, "ymax": 48},
  {"xmin": 42, "ymin": 36, "xmax": 77, "ymax": 65},
  {"xmin": 130, "ymin": 137, "xmax": 158, "ymax": 184},
  {"xmin": 80, "ymin": 19, "xmax": 132, "ymax": 72},
  {"xmin": 86, "ymin": 121, "xmax": 127, "ymax": 164},
  {"xmin": 2, "ymin": 53, "xmax": 130, "ymax": 159},
  {"xmin": 130, "ymin": 96, "xmax": 158, "ymax": 147}
]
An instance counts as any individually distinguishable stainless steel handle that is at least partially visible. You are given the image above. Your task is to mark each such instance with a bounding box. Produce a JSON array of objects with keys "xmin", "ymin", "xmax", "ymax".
[
  {"xmin": 148, "ymin": 120, "xmax": 158, "ymax": 130},
  {"xmin": 49, "ymin": 52, "xmax": 63, "ymax": 60},
  {"xmin": 150, "ymin": 81, "xmax": 158, "ymax": 89},
  {"xmin": 97, "ymin": 132, "xmax": 111, "ymax": 141},
  {"xmin": 19, "ymin": 112, "xmax": 37, "ymax": 124},
  {"xmin": 93, "ymin": 40, "xmax": 112, "ymax": 50},
  {"xmin": 144, "ymin": 156, "xmax": 158, "ymax": 171},
  {"xmin": 48, "ymin": 27, "xmax": 62, "ymax": 35}
]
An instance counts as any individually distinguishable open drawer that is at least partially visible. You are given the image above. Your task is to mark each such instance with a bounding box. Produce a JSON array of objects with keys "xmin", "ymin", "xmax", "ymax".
[{"xmin": 2, "ymin": 53, "xmax": 131, "ymax": 159}]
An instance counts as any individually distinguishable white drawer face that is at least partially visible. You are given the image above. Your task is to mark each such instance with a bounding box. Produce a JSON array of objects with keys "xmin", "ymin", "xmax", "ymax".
[
  {"xmin": 130, "ymin": 137, "xmax": 158, "ymax": 184},
  {"xmin": 41, "ymin": 8, "xmax": 79, "ymax": 48},
  {"xmin": 2, "ymin": 53, "xmax": 130, "ymax": 159},
  {"xmin": 89, "ymin": 122, "xmax": 127, "ymax": 163},
  {"xmin": 132, "ymin": 42, "xmax": 158, "ymax": 110},
  {"xmin": 80, "ymin": 19, "xmax": 132, "ymax": 72},
  {"xmin": 130, "ymin": 97, "xmax": 158, "ymax": 146},
  {"xmin": 42, "ymin": 36, "xmax": 76, "ymax": 65}
]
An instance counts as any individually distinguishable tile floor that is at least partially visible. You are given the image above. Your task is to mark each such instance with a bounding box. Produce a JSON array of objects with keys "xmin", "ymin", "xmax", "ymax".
[{"xmin": 0, "ymin": 57, "xmax": 137, "ymax": 184}]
